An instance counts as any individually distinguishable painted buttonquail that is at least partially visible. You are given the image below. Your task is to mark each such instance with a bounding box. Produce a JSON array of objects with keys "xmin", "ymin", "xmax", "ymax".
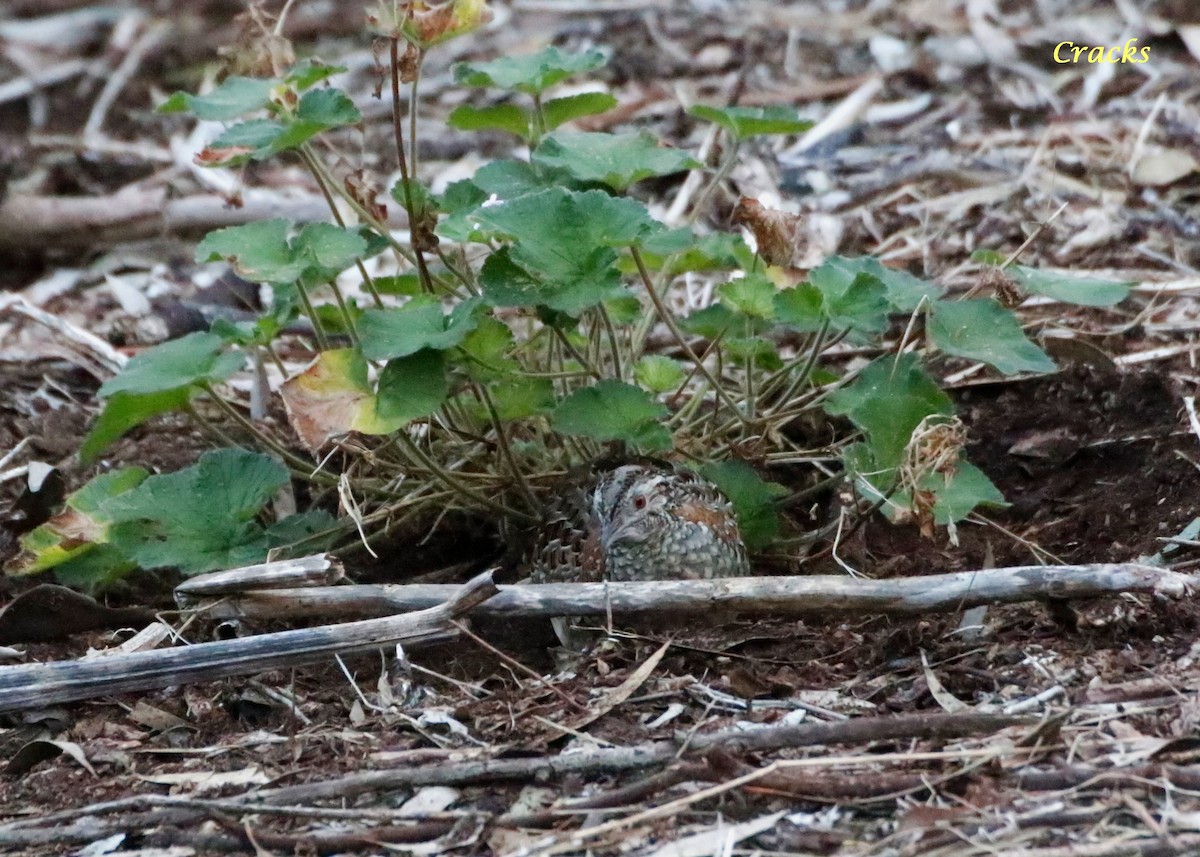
[{"xmin": 527, "ymin": 463, "xmax": 751, "ymax": 583}]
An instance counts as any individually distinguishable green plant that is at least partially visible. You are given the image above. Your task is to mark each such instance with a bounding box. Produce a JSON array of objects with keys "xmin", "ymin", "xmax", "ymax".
[{"xmin": 10, "ymin": 1, "xmax": 1132, "ymax": 588}]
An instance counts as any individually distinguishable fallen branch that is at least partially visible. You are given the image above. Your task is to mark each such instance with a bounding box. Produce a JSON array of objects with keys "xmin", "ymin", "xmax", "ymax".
[
  {"xmin": 177, "ymin": 563, "xmax": 1193, "ymax": 622},
  {"xmin": 0, "ymin": 571, "xmax": 497, "ymax": 714},
  {"xmin": 251, "ymin": 710, "xmax": 1027, "ymax": 805},
  {"xmin": 0, "ymin": 187, "xmax": 337, "ymax": 251},
  {"xmin": 172, "ymin": 554, "xmax": 343, "ymax": 598}
]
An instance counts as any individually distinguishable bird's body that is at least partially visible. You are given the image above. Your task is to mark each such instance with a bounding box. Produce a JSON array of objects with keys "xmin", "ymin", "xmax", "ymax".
[{"xmin": 527, "ymin": 463, "xmax": 750, "ymax": 583}]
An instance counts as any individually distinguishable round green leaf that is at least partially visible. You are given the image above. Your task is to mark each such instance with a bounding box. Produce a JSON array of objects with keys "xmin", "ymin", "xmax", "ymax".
[
  {"xmin": 718, "ymin": 274, "xmax": 777, "ymax": 319},
  {"xmin": 103, "ymin": 449, "xmax": 289, "ymax": 574},
  {"xmin": 357, "ymin": 297, "xmax": 482, "ymax": 361},
  {"xmin": 553, "ymin": 380, "xmax": 671, "ymax": 450},
  {"xmin": 448, "ymin": 103, "xmax": 533, "ymax": 140},
  {"xmin": 725, "ymin": 336, "xmax": 783, "ymax": 370},
  {"xmin": 485, "ymin": 377, "xmax": 555, "ymax": 420},
  {"xmin": 634, "ymin": 355, "xmax": 686, "ymax": 393},
  {"xmin": 929, "ymin": 299, "xmax": 1056, "ymax": 375},
  {"xmin": 453, "ymin": 46, "xmax": 606, "ymax": 94},
  {"xmin": 532, "ymin": 131, "xmax": 699, "ymax": 191},
  {"xmin": 542, "ymin": 92, "xmax": 618, "ymax": 130},
  {"xmin": 1010, "ymin": 265, "xmax": 1130, "ymax": 307},
  {"xmin": 82, "ymin": 388, "xmax": 195, "ymax": 464},
  {"xmin": 480, "ymin": 246, "xmax": 625, "ymax": 315},
  {"xmin": 825, "ymin": 256, "xmax": 944, "ymax": 312},
  {"xmin": 195, "ymin": 219, "xmax": 303, "ymax": 283},
  {"xmin": 689, "ymin": 105, "xmax": 813, "ymax": 141},
  {"xmin": 807, "ymin": 260, "xmax": 890, "ymax": 332},
  {"xmin": 98, "ymin": 332, "xmax": 243, "ymax": 397},
  {"xmin": 824, "ymin": 354, "xmax": 953, "ymax": 470},
  {"xmin": 376, "ymin": 349, "xmax": 449, "ymax": 424},
  {"xmin": 928, "ymin": 461, "xmax": 1006, "ymax": 523},
  {"xmin": 471, "ymin": 188, "xmax": 658, "ymax": 314},
  {"xmin": 158, "ymin": 76, "xmax": 274, "ymax": 120}
]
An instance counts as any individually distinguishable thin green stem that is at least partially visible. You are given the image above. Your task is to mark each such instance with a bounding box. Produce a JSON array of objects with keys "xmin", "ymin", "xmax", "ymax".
[
  {"xmin": 666, "ymin": 323, "xmax": 728, "ymax": 410},
  {"xmin": 199, "ymin": 389, "xmax": 336, "ymax": 484},
  {"xmin": 761, "ymin": 320, "xmax": 831, "ymax": 409},
  {"xmin": 743, "ymin": 320, "xmax": 757, "ymax": 421},
  {"xmin": 306, "ymin": 139, "xmax": 418, "ymax": 279},
  {"xmin": 298, "ymin": 146, "xmax": 383, "ymax": 309},
  {"xmin": 409, "ymin": 48, "xmax": 423, "ymax": 181},
  {"xmin": 395, "ymin": 431, "xmax": 535, "ymax": 523},
  {"xmin": 389, "ymin": 37, "xmax": 435, "ymax": 295},
  {"xmin": 630, "ymin": 246, "xmax": 746, "ymax": 423},
  {"xmin": 434, "ymin": 245, "xmax": 478, "ymax": 295},
  {"xmin": 472, "ymin": 382, "xmax": 539, "ymax": 512},
  {"xmin": 204, "ymin": 440, "xmax": 335, "ymax": 491},
  {"xmin": 595, "ymin": 304, "xmax": 623, "ymax": 381},
  {"xmin": 552, "ymin": 327, "xmax": 603, "ymax": 381},
  {"xmin": 665, "ymin": 376, "xmax": 714, "ymax": 430},
  {"xmin": 437, "ymin": 389, "xmax": 474, "ymax": 440},
  {"xmin": 260, "ymin": 341, "xmax": 288, "ymax": 380},
  {"xmin": 531, "ymin": 93, "xmax": 546, "ymax": 145},
  {"xmin": 325, "ymin": 278, "xmax": 360, "ymax": 348},
  {"xmin": 204, "ymin": 421, "xmax": 390, "ymax": 502},
  {"xmin": 186, "ymin": 401, "xmax": 242, "ymax": 448},
  {"xmin": 292, "ymin": 281, "xmax": 329, "ymax": 352},
  {"xmin": 760, "ymin": 373, "xmax": 858, "ymax": 426},
  {"xmin": 629, "ymin": 132, "xmax": 740, "ymax": 356},
  {"xmin": 758, "ymin": 336, "xmax": 816, "ymax": 399},
  {"xmin": 687, "ymin": 133, "xmax": 740, "ymax": 225}
]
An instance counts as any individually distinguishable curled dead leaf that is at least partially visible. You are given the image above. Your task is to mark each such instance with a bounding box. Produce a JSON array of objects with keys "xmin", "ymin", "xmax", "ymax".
[
  {"xmin": 195, "ymin": 146, "xmax": 255, "ymax": 167},
  {"xmin": 731, "ymin": 197, "xmax": 801, "ymax": 268}
]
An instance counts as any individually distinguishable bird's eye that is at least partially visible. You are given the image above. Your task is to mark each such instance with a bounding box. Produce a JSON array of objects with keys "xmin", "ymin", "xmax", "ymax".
[{"xmin": 633, "ymin": 495, "xmax": 647, "ymax": 510}]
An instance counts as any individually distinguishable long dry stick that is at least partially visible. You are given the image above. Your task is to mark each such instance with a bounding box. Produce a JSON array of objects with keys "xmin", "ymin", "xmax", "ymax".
[
  {"xmin": 178, "ymin": 562, "xmax": 1193, "ymax": 622},
  {"xmin": 247, "ymin": 709, "xmax": 1024, "ymax": 806},
  {"xmin": 0, "ymin": 572, "xmax": 498, "ymax": 714}
]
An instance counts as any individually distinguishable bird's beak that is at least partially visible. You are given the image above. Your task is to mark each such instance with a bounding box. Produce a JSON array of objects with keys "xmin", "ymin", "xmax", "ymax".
[{"xmin": 604, "ymin": 517, "xmax": 642, "ymax": 546}]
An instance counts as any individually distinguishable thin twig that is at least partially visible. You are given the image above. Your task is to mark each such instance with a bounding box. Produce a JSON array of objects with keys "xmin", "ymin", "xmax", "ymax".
[{"xmin": 450, "ymin": 620, "xmax": 587, "ymax": 714}]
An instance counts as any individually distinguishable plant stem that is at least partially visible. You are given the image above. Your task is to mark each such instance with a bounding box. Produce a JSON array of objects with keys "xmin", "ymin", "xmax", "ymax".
[
  {"xmin": 761, "ymin": 319, "xmax": 832, "ymax": 410},
  {"xmin": 260, "ymin": 341, "xmax": 288, "ymax": 380},
  {"xmin": 201, "ymin": 385, "xmax": 330, "ymax": 479},
  {"xmin": 687, "ymin": 132, "xmax": 740, "ymax": 225},
  {"xmin": 292, "ymin": 281, "xmax": 329, "ymax": 352},
  {"xmin": 665, "ymin": 376, "xmax": 711, "ymax": 430},
  {"xmin": 409, "ymin": 48, "xmax": 423, "ymax": 181},
  {"xmin": 630, "ymin": 246, "xmax": 746, "ymax": 423},
  {"xmin": 667, "ymin": 323, "xmax": 728, "ymax": 409},
  {"xmin": 472, "ymin": 382, "xmax": 540, "ymax": 512},
  {"xmin": 531, "ymin": 93, "xmax": 546, "ymax": 144},
  {"xmin": 434, "ymin": 246, "xmax": 479, "ymax": 295},
  {"xmin": 744, "ymin": 323, "xmax": 756, "ymax": 421},
  {"xmin": 389, "ymin": 37, "xmax": 435, "ymax": 296},
  {"xmin": 186, "ymin": 401, "xmax": 242, "ymax": 448},
  {"xmin": 298, "ymin": 146, "xmax": 384, "ymax": 309},
  {"xmin": 394, "ymin": 430, "xmax": 535, "ymax": 523},
  {"xmin": 325, "ymin": 278, "xmax": 361, "ymax": 348},
  {"xmin": 305, "ymin": 139, "xmax": 419, "ymax": 285},
  {"xmin": 595, "ymin": 304, "xmax": 623, "ymax": 381},
  {"xmin": 758, "ymin": 336, "xmax": 814, "ymax": 400},
  {"xmin": 551, "ymin": 326, "xmax": 603, "ymax": 381}
]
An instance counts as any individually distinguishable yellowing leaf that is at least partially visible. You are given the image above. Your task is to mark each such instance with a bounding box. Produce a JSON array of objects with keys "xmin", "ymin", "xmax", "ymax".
[
  {"xmin": 281, "ymin": 350, "xmax": 403, "ymax": 451},
  {"xmin": 398, "ymin": 0, "xmax": 493, "ymax": 48}
]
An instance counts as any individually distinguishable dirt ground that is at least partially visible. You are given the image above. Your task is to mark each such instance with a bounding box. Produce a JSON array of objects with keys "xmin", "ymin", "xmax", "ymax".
[{"xmin": 2, "ymin": 1, "xmax": 1200, "ymax": 855}]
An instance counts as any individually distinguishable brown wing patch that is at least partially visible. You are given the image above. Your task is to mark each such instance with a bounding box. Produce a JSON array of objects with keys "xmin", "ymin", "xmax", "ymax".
[{"xmin": 676, "ymin": 501, "xmax": 740, "ymax": 541}]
